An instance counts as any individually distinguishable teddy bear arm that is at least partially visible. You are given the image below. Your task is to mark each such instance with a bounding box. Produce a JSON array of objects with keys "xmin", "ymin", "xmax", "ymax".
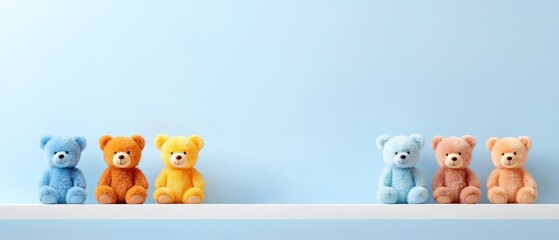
[
  {"xmin": 134, "ymin": 169, "xmax": 149, "ymax": 189},
  {"xmin": 522, "ymin": 170, "xmax": 537, "ymax": 189},
  {"xmin": 466, "ymin": 168, "xmax": 481, "ymax": 188},
  {"xmin": 155, "ymin": 170, "xmax": 168, "ymax": 188},
  {"xmin": 97, "ymin": 168, "xmax": 112, "ymax": 186},
  {"xmin": 486, "ymin": 169, "xmax": 500, "ymax": 188},
  {"xmin": 71, "ymin": 169, "xmax": 87, "ymax": 188},
  {"xmin": 192, "ymin": 168, "xmax": 205, "ymax": 189},
  {"xmin": 40, "ymin": 170, "xmax": 51, "ymax": 186},
  {"xmin": 412, "ymin": 168, "xmax": 427, "ymax": 188},
  {"xmin": 432, "ymin": 169, "xmax": 446, "ymax": 189},
  {"xmin": 378, "ymin": 167, "xmax": 392, "ymax": 188}
]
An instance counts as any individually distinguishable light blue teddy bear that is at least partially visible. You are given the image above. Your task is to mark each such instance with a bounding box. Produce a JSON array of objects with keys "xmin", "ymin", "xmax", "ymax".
[
  {"xmin": 376, "ymin": 134, "xmax": 428, "ymax": 204},
  {"xmin": 40, "ymin": 135, "xmax": 87, "ymax": 204}
]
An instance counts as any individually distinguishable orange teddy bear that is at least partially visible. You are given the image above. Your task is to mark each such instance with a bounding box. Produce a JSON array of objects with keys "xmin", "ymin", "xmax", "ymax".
[
  {"xmin": 95, "ymin": 135, "xmax": 149, "ymax": 204},
  {"xmin": 486, "ymin": 136, "xmax": 537, "ymax": 204}
]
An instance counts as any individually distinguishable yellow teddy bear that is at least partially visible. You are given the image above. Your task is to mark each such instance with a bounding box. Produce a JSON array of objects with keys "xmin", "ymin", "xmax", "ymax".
[{"xmin": 153, "ymin": 134, "xmax": 205, "ymax": 204}]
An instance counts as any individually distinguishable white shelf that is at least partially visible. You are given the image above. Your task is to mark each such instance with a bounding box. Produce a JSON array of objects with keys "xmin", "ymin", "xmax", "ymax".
[{"xmin": 0, "ymin": 204, "xmax": 558, "ymax": 220}]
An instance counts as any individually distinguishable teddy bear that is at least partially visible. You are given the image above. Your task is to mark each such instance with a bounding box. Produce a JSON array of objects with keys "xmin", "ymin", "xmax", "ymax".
[
  {"xmin": 95, "ymin": 135, "xmax": 149, "ymax": 204},
  {"xmin": 39, "ymin": 135, "xmax": 87, "ymax": 204},
  {"xmin": 486, "ymin": 136, "xmax": 537, "ymax": 204},
  {"xmin": 431, "ymin": 135, "xmax": 481, "ymax": 204},
  {"xmin": 153, "ymin": 134, "xmax": 205, "ymax": 204},
  {"xmin": 376, "ymin": 134, "xmax": 428, "ymax": 204}
]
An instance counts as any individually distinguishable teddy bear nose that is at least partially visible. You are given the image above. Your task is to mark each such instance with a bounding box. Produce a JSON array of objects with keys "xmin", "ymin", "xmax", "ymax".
[
  {"xmin": 118, "ymin": 155, "xmax": 125, "ymax": 160},
  {"xmin": 451, "ymin": 157, "xmax": 457, "ymax": 161},
  {"xmin": 58, "ymin": 154, "xmax": 64, "ymax": 159},
  {"xmin": 506, "ymin": 156, "xmax": 513, "ymax": 161},
  {"xmin": 176, "ymin": 155, "xmax": 182, "ymax": 160},
  {"xmin": 400, "ymin": 155, "xmax": 406, "ymax": 159}
]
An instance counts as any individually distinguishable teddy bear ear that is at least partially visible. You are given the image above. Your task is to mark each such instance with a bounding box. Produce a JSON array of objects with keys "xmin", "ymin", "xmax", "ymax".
[
  {"xmin": 376, "ymin": 135, "xmax": 391, "ymax": 151},
  {"xmin": 131, "ymin": 135, "xmax": 145, "ymax": 150},
  {"xmin": 431, "ymin": 136, "xmax": 444, "ymax": 150},
  {"xmin": 40, "ymin": 135, "xmax": 52, "ymax": 149},
  {"xmin": 155, "ymin": 134, "xmax": 169, "ymax": 150},
  {"xmin": 99, "ymin": 135, "xmax": 113, "ymax": 150},
  {"xmin": 518, "ymin": 136, "xmax": 532, "ymax": 151},
  {"xmin": 486, "ymin": 137, "xmax": 498, "ymax": 151},
  {"xmin": 409, "ymin": 133, "xmax": 425, "ymax": 149},
  {"xmin": 462, "ymin": 135, "xmax": 476, "ymax": 148},
  {"xmin": 189, "ymin": 135, "xmax": 205, "ymax": 151},
  {"xmin": 74, "ymin": 137, "xmax": 87, "ymax": 150}
]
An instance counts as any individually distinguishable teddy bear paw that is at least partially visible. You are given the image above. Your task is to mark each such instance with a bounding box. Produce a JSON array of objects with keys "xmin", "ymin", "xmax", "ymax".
[
  {"xmin": 407, "ymin": 187, "xmax": 428, "ymax": 204},
  {"xmin": 436, "ymin": 196, "xmax": 451, "ymax": 204},
  {"xmin": 129, "ymin": 195, "xmax": 145, "ymax": 204},
  {"xmin": 519, "ymin": 195, "xmax": 535, "ymax": 204},
  {"xmin": 157, "ymin": 195, "xmax": 173, "ymax": 204},
  {"xmin": 41, "ymin": 194, "xmax": 57, "ymax": 204},
  {"xmin": 491, "ymin": 194, "xmax": 507, "ymax": 204},
  {"xmin": 377, "ymin": 186, "xmax": 398, "ymax": 204},
  {"xmin": 98, "ymin": 194, "xmax": 114, "ymax": 204},
  {"xmin": 68, "ymin": 196, "xmax": 85, "ymax": 204},
  {"xmin": 463, "ymin": 194, "xmax": 480, "ymax": 204},
  {"xmin": 186, "ymin": 196, "xmax": 202, "ymax": 204}
]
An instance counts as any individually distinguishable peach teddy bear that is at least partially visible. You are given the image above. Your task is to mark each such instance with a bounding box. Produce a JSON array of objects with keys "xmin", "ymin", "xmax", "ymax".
[{"xmin": 486, "ymin": 136, "xmax": 537, "ymax": 204}]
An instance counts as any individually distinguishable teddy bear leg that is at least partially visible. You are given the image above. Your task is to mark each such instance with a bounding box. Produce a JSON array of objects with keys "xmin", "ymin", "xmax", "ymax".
[
  {"xmin": 377, "ymin": 186, "xmax": 398, "ymax": 204},
  {"xmin": 66, "ymin": 187, "xmax": 87, "ymax": 204},
  {"xmin": 407, "ymin": 186, "xmax": 428, "ymax": 204},
  {"xmin": 516, "ymin": 187, "xmax": 537, "ymax": 204},
  {"xmin": 488, "ymin": 187, "xmax": 508, "ymax": 204},
  {"xmin": 125, "ymin": 186, "xmax": 147, "ymax": 204},
  {"xmin": 433, "ymin": 187, "xmax": 452, "ymax": 204},
  {"xmin": 40, "ymin": 186, "xmax": 59, "ymax": 204},
  {"xmin": 459, "ymin": 186, "xmax": 481, "ymax": 204},
  {"xmin": 95, "ymin": 185, "xmax": 117, "ymax": 204},
  {"xmin": 182, "ymin": 187, "xmax": 204, "ymax": 204},
  {"xmin": 154, "ymin": 187, "xmax": 175, "ymax": 204}
]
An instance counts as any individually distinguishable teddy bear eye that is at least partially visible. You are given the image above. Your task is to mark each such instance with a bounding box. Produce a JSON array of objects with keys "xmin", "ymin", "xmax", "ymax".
[
  {"xmin": 394, "ymin": 152, "xmax": 398, "ymax": 155},
  {"xmin": 171, "ymin": 152, "xmax": 174, "ymax": 155},
  {"xmin": 114, "ymin": 152, "xmax": 117, "ymax": 154},
  {"xmin": 65, "ymin": 151, "xmax": 69, "ymax": 154},
  {"xmin": 458, "ymin": 152, "xmax": 461, "ymax": 155},
  {"xmin": 445, "ymin": 153, "xmax": 448, "ymax": 156},
  {"xmin": 183, "ymin": 152, "xmax": 186, "ymax": 154},
  {"xmin": 127, "ymin": 151, "xmax": 130, "ymax": 154},
  {"xmin": 407, "ymin": 151, "xmax": 410, "ymax": 154},
  {"xmin": 501, "ymin": 153, "xmax": 505, "ymax": 156},
  {"xmin": 514, "ymin": 152, "xmax": 517, "ymax": 155},
  {"xmin": 53, "ymin": 152, "xmax": 57, "ymax": 155}
]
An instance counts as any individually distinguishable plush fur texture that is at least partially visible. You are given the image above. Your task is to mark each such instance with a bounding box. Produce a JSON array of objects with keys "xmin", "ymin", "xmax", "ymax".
[
  {"xmin": 486, "ymin": 136, "xmax": 537, "ymax": 204},
  {"xmin": 431, "ymin": 135, "xmax": 481, "ymax": 204},
  {"xmin": 153, "ymin": 134, "xmax": 205, "ymax": 204},
  {"xmin": 95, "ymin": 135, "xmax": 148, "ymax": 204},
  {"xmin": 376, "ymin": 134, "xmax": 428, "ymax": 204},
  {"xmin": 40, "ymin": 135, "xmax": 87, "ymax": 204}
]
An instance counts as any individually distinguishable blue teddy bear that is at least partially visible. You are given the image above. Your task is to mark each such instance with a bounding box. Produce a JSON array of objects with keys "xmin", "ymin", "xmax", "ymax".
[
  {"xmin": 376, "ymin": 134, "xmax": 428, "ymax": 204},
  {"xmin": 40, "ymin": 135, "xmax": 87, "ymax": 204}
]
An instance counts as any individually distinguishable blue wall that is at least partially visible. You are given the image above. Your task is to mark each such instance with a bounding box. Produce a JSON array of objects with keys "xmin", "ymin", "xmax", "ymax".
[{"xmin": 1, "ymin": 0, "xmax": 558, "ymax": 206}]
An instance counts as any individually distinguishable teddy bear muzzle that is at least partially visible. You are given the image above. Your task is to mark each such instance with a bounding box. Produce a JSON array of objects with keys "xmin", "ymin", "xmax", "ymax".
[
  {"xmin": 444, "ymin": 153, "xmax": 464, "ymax": 168},
  {"xmin": 393, "ymin": 152, "xmax": 411, "ymax": 166},
  {"xmin": 52, "ymin": 152, "xmax": 70, "ymax": 167},
  {"xmin": 500, "ymin": 153, "xmax": 518, "ymax": 168},
  {"xmin": 170, "ymin": 152, "xmax": 188, "ymax": 168},
  {"xmin": 112, "ymin": 152, "xmax": 132, "ymax": 168}
]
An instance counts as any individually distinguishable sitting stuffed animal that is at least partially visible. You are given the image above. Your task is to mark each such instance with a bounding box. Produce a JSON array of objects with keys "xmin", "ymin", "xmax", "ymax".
[
  {"xmin": 376, "ymin": 134, "xmax": 428, "ymax": 204},
  {"xmin": 95, "ymin": 135, "xmax": 148, "ymax": 204},
  {"xmin": 153, "ymin": 134, "xmax": 205, "ymax": 204},
  {"xmin": 431, "ymin": 135, "xmax": 481, "ymax": 204},
  {"xmin": 486, "ymin": 136, "xmax": 537, "ymax": 204},
  {"xmin": 39, "ymin": 135, "xmax": 87, "ymax": 204}
]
